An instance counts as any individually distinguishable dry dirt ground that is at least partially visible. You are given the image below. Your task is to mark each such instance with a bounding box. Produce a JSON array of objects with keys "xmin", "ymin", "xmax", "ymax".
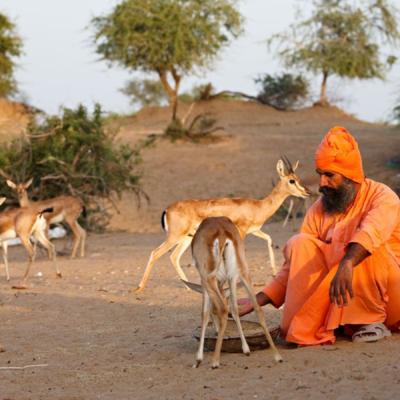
[{"xmin": 1, "ymin": 100, "xmax": 400, "ymax": 399}]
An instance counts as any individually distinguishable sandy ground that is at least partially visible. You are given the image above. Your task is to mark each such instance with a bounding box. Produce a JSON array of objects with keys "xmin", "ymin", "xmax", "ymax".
[
  {"xmin": 1, "ymin": 100, "xmax": 400, "ymax": 399},
  {"xmin": 0, "ymin": 228, "xmax": 399, "ymax": 400}
]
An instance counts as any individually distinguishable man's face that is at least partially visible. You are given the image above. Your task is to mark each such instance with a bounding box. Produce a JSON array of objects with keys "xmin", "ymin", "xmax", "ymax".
[{"xmin": 316, "ymin": 169, "xmax": 357, "ymax": 215}]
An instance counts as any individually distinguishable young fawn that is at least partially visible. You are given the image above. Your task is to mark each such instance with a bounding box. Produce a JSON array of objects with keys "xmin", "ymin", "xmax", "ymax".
[
  {"xmin": 0, "ymin": 197, "xmax": 60, "ymax": 283},
  {"xmin": 191, "ymin": 216, "xmax": 282, "ymax": 369}
]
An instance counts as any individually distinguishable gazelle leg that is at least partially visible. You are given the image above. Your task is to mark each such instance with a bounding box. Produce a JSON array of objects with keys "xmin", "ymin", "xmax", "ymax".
[
  {"xmin": 240, "ymin": 271, "xmax": 282, "ymax": 362},
  {"xmin": 228, "ymin": 277, "xmax": 250, "ymax": 356},
  {"xmin": 292, "ymin": 198, "xmax": 302, "ymax": 231},
  {"xmin": 251, "ymin": 229, "xmax": 277, "ymax": 276},
  {"xmin": 206, "ymin": 280, "xmax": 229, "ymax": 369},
  {"xmin": 283, "ymin": 198, "xmax": 294, "ymax": 227},
  {"xmin": 131, "ymin": 234, "xmax": 187, "ymax": 293},
  {"xmin": 170, "ymin": 236, "xmax": 192, "ymax": 284},
  {"xmin": 45, "ymin": 223, "xmax": 52, "ymax": 260},
  {"xmin": 1, "ymin": 241, "xmax": 10, "ymax": 281},
  {"xmin": 34, "ymin": 231, "xmax": 61, "ymax": 278},
  {"xmin": 78, "ymin": 224, "xmax": 86, "ymax": 258},
  {"xmin": 19, "ymin": 235, "xmax": 36, "ymax": 283},
  {"xmin": 194, "ymin": 290, "xmax": 211, "ymax": 368},
  {"xmin": 66, "ymin": 219, "xmax": 83, "ymax": 259}
]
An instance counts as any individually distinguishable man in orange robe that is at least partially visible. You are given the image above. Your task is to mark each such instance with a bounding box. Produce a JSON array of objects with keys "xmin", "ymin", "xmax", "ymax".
[{"xmin": 239, "ymin": 126, "xmax": 400, "ymax": 345}]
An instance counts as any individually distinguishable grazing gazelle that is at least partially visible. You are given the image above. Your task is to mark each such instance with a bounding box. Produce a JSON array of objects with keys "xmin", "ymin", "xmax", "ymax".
[
  {"xmin": 191, "ymin": 216, "xmax": 282, "ymax": 369},
  {"xmin": 132, "ymin": 157, "xmax": 309, "ymax": 293},
  {"xmin": 283, "ymin": 174, "xmax": 321, "ymax": 230},
  {"xmin": 0, "ymin": 197, "xmax": 60, "ymax": 282},
  {"xmin": 7, "ymin": 179, "xmax": 86, "ymax": 259}
]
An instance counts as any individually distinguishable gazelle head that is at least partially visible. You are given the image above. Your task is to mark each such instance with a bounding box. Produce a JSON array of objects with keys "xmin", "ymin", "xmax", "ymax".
[
  {"xmin": 276, "ymin": 156, "xmax": 310, "ymax": 199},
  {"xmin": 6, "ymin": 178, "xmax": 33, "ymax": 204}
]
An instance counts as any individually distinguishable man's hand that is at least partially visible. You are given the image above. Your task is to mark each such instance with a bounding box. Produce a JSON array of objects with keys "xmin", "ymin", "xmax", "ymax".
[
  {"xmin": 329, "ymin": 263, "xmax": 354, "ymax": 308},
  {"xmin": 236, "ymin": 298, "xmax": 254, "ymax": 317},
  {"xmin": 329, "ymin": 242, "xmax": 370, "ymax": 308},
  {"xmin": 229, "ymin": 292, "xmax": 272, "ymax": 317}
]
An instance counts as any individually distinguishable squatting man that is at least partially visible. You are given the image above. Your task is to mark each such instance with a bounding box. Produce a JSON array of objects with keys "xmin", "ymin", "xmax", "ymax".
[{"xmin": 237, "ymin": 126, "xmax": 400, "ymax": 345}]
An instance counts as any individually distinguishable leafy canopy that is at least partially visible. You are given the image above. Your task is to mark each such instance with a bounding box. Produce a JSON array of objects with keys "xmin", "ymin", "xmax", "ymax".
[
  {"xmin": 91, "ymin": 0, "xmax": 243, "ymax": 122},
  {"xmin": 91, "ymin": 0, "xmax": 243, "ymax": 75},
  {"xmin": 0, "ymin": 104, "xmax": 149, "ymax": 230},
  {"xmin": 269, "ymin": 0, "xmax": 400, "ymax": 102},
  {"xmin": 0, "ymin": 13, "xmax": 23, "ymax": 97}
]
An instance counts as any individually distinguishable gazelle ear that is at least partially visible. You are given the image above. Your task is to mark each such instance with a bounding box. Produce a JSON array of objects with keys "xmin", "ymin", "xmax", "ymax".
[
  {"xmin": 24, "ymin": 178, "xmax": 33, "ymax": 189},
  {"xmin": 293, "ymin": 160, "xmax": 299, "ymax": 171},
  {"xmin": 0, "ymin": 197, "xmax": 6, "ymax": 206},
  {"xmin": 6, "ymin": 180, "xmax": 16, "ymax": 189},
  {"xmin": 276, "ymin": 160, "xmax": 285, "ymax": 178}
]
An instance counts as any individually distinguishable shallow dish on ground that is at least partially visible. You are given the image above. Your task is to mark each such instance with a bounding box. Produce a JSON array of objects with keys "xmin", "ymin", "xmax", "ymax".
[{"xmin": 193, "ymin": 320, "xmax": 280, "ymax": 353}]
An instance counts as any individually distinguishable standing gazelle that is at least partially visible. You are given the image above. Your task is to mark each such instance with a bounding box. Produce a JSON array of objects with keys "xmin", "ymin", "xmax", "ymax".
[
  {"xmin": 132, "ymin": 157, "xmax": 309, "ymax": 293},
  {"xmin": 7, "ymin": 179, "xmax": 86, "ymax": 259},
  {"xmin": 191, "ymin": 216, "xmax": 282, "ymax": 368},
  {"xmin": 0, "ymin": 197, "xmax": 60, "ymax": 282}
]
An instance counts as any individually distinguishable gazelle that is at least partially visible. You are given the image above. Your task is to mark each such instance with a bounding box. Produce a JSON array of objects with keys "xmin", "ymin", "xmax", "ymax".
[
  {"xmin": 132, "ymin": 157, "xmax": 309, "ymax": 293},
  {"xmin": 7, "ymin": 179, "xmax": 86, "ymax": 259},
  {"xmin": 0, "ymin": 197, "xmax": 60, "ymax": 282},
  {"xmin": 283, "ymin": 175, "xmax": 321, "ymax": 230},
  {"xmin": 191, "ymin": 216, "xmax": 282, "ymax": 368}
]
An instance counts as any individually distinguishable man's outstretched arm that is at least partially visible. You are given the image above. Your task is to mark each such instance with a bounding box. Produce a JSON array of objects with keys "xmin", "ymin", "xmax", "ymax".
[{"xmin": 236, "ymin": 292, "xmax": 272, "ymax": 317}]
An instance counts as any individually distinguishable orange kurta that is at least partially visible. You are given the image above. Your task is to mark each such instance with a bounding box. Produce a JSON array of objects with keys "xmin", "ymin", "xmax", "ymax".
[{"xmin": 262, "ymin": 178, "xmax": 400, "ymax": 345}]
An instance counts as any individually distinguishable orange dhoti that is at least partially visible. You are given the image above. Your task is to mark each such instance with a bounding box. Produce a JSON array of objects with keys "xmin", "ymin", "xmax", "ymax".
[{"xmin": 262, "ymin": 233, "xmax": 400, "ymax": 346}]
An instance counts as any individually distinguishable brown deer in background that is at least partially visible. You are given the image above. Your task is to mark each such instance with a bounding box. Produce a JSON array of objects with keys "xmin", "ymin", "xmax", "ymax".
[
  {"xmin": 0, "ymin": 197, "xmax": 60, "ymax": 283},
  {"xmin": 7, "ymin": 179, "xmax": 86, "ymax": 259}
]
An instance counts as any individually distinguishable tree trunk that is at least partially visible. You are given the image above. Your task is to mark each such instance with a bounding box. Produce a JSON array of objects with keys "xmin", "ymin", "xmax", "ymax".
[
  {"xmin": 170, "ymin": 91, "xmax": 179, "ymax": 121},
  {"xmin": 320, "ymin": 71, "xmax": 328, "ymax": 106},
  {"xmin": 158, "ymin": 69, "xmax": 180, "ymax": 121},
  {"xmin": 170, "ymin": 67, "xmax": 181, "ymax": 121}
]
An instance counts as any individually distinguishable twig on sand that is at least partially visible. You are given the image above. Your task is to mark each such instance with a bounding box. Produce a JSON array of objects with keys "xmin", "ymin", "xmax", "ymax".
[{"xmin": 0, "ymin": 364, "xmax": 48, "ymax": 370}]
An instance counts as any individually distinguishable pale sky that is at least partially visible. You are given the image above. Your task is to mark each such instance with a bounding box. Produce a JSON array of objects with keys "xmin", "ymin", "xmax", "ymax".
[{"xmin": 2, "ymin": 0, "xmax": 400, "ymax": 122}]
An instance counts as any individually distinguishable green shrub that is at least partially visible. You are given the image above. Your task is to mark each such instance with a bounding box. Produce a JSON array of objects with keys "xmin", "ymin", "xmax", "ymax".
[
  {"xmin": 255, "ymin": 73, "xmax": 309, "ymax": 110},
  {"xmin": 0, "ymin": 104, "xmax": 150, "ymax": 230},
  {"xmin": 164, "ymin": 114, "xmax": 222, "ymax": 142}
]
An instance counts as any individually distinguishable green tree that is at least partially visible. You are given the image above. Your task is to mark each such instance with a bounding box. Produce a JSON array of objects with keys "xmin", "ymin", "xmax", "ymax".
[
  {"xmin": 255, "ymin": 73, "xmax": 309, "ymax": 110},
  {"xmin": 121, "ymin": 78, "xmax": 169, "ymax": 108},
  {"xmin": 91, "ymin": 0, "xmax": 243, "ymax": 120},
  {"xmin": 0, "ymin": 13, "xmax": 23, "ymax": 97},
  {"xmin": 269, "ymin": 0, "xmax": 400, "ymax": 106}
]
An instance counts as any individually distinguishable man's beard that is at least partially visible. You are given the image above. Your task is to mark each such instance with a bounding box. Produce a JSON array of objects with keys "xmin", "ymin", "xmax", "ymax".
[{"xmin": 319, "ymin": 178, "xmax": 357, "ymax": 215}]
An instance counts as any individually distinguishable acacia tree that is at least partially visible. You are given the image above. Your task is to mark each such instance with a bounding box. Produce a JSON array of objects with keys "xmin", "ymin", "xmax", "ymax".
[
  {"xmin": 91, "ymin": 0, "xmax": 243, "ymax": 121},
  {"xmin": 269, "ymin": 0, "xmax": 400, "ymax": 106},
  {"xmin": 0, "ymin": 13, "xmax": 23, "ymax": 97}
]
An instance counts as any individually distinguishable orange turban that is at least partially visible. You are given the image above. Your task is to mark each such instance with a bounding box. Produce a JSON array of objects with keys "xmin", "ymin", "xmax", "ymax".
[{"xmin": 315, "ymin": 126, "xmax": 364, "ymax": 183}]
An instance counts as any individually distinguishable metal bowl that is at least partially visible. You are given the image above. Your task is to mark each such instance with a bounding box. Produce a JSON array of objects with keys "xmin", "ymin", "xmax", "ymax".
[{"xmin": 193, "ymin": 320, "xmax": 280, "ymax": 353}]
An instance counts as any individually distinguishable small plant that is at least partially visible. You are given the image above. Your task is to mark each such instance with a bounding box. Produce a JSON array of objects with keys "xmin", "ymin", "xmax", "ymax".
[
  {"xmin": 255, "ymin": 73, "xmax": 309, "ymax": 110},
  {"xmin": 164, "ymin": 114, "xmax": 223, "ymax": 142},
  {"xmin": 179, "ymin": 83, "xmax": 217, "ymax": 103},
  {"xmin": 0, "ymin": 104, "xmax": 150, "ymax": 230}
]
